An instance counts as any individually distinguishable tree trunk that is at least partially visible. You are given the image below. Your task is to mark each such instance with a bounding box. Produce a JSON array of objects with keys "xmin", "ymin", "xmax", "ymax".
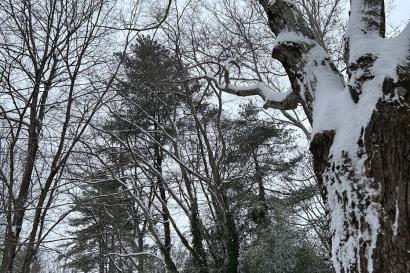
[
  {"xmin": 224, "ymin": 210, "xmax": 239, "ymax": 273},
  {"xmin": 153, "ymin": 128, "xmax": 175, "ymax": 273},
  {"xmin": 155, "ymin": 148, "xmax": 172, "ymax": 258},
  {"xmin": 365, "ymin": 78, "xmax": 410, "ymax": 273},
  {"xmin": 1, "ymin": 85, "xmax": 41, "ymax": 273},
  {"xmin": 99, "ymin": 238, "xmax": 105, "ymax": 273},
  {"xmin": 252, "ymin": 152, "xmax": 269, "ymax": 225},
  {"xmin": 137, "ymin": 232, "xmax": 144, "ymax": 273},
  {"xmin": 311, "ymin": 75, "xmax": 410, "ymax": 273},
  {"xmin": 184, "ymin": 178, "xmax": 209, "ymax": 273}
]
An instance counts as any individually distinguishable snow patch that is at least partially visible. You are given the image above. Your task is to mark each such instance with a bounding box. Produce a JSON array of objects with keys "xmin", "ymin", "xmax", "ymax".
[
  {"xmin": 365, "ymin": 203, "xmax": 381, "ymax": 273},
  {"xmin": 392, "ymin": 196, "xmax": 399, "ymax": 238},
  {"xmin": 312, "ymin": 32, "xmax": 409, "ymax": 161},
  {"xmin": 273, "ymin": 31, "xmax": 315, "ymax": 48}
]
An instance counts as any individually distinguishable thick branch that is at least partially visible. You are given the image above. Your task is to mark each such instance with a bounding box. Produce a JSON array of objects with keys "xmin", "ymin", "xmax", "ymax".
[
  {"xmin": 344, "ymin": 0, "xmax": 386, "ymax": 65},
  {"xmin": 261, "ymin": 1, "xmax": 345, "ymax": 122},
  {"xmin": 258, "ymin": 0, "xmax": 315, "ymax": 38},
  {"xmin": 348, "ymin": 0, "xmax": 385, "ymax": 38},
  {"xmin": 205, "ymin": 71, "xmax": 299, "ymax": 110}
]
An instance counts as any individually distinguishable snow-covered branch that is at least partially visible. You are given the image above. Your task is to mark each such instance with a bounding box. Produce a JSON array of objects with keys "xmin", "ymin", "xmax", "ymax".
[
  {"xmin": 344, "ymin": 0, "xmax": 386, "ymax": 65},
  {"xmin": 252, "ymin": 0, "xmax": 346, "ymax": 122},
  {"xmin": 205, "ymin": 67, "xmax": 298, "ymax": 110}
]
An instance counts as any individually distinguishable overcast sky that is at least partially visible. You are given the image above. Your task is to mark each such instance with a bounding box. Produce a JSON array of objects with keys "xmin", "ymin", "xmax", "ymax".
[{"xmin": 389, "ymin": 0, "xmax": 410, "ymax": 29}]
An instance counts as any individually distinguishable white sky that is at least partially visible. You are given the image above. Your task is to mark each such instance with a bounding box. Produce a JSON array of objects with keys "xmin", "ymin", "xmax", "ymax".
[{"xmin": 389, "ymin": 0, "xmax": 410, "ymax": 28}]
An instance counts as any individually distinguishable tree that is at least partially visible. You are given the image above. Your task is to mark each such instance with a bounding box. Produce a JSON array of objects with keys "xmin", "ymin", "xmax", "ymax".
[
  {"xmin": 115, "ymin": 35, "xmax": 185, "ymax": 267},
  {"xmin": 0, "ymin": 0, "xmax": 123, "ymax": 271},
  {"xmin": 211, "ymin": 1, "xmax": 410, "ymax": 272},
  {"xmin": 0, "ymin": 0, "xmax": 174, "ymax": 270},
  {"xmin": 68, "ymin": 36, "xmax": 189, "ymax": 273},
  {"xmin": 63, "ymin": 28, "xmax": 328, "ymax": 273},
  {"xmin": 62, "ymin": 171, "xmax": 146, "ymax": 273},
  {"xmin": 110, "ymin": 36, "xmax": 187, "ymax": 273},
  {"xmin": 240, "ymin": 220, "xmax": 332, "ymax": 273}
]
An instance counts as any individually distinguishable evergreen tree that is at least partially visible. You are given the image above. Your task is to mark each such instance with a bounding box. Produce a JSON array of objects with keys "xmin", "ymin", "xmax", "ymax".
[
  {"xmin": 240, "ymin": 220, "xmax": 332, "ymax": 273},
  {"xmin": 110, "ymin": 35, "xmax": 187, "ymax": 272},
  {"xmin": 62, "ymin": 36, "xmax": 186, "ymax": 273},
  {"xmin": 61, "ymin": 171, "xmax": 137, "ymax": 273}
]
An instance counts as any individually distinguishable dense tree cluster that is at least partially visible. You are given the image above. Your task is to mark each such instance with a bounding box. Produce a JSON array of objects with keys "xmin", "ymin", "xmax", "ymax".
[{"xmin": 57, "ymin": 36, "xmax": 329, "ymax": 273}]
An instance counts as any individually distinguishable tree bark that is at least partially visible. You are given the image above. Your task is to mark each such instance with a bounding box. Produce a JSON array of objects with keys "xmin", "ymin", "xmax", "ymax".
[
  {"xmin": 154, "ymin": 138, "xmax": 172, "ymax": 259},
  {"xmin": 137, "ymin": 231, "xmax": 144, "ymax": 273},
  {"xmin": 224, "ymin": 210, "xmax": 240, "ymax": 273},
  {"xmin": 364, "ymin": 76, "xmax": 410, "ymax": 273}
]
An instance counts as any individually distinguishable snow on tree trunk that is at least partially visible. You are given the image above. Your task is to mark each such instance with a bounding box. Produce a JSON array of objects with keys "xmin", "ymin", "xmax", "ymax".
[{"xmin": 216, "ymin": 1, "xmax": 410, "ymax": 272}]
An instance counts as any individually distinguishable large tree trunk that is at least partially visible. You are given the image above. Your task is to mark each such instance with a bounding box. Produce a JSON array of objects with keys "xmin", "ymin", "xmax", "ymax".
[
  {"xmin": 311, "ymin": 74, "xmax": 410, "ymax": 273},
  {"xmin": 219, "ymin": 1, "xmax": 410, "ymax": 272}
]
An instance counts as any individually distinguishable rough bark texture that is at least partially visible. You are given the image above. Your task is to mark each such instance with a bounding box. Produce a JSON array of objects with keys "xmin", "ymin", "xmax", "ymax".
[
  {"xmin": 310, "ymin": 130, "xmax": 336, "ymax": 202},
  {"xmin": 365, "ymin": 75, "xmax": 410, "ymax": 273},
  {"xmin": 188, "ymin": 194, "xmax": 209, "ymax": 273}
]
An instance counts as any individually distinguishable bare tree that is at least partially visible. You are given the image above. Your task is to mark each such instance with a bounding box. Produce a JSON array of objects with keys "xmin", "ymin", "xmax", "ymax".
[
  {"xmin": 0, "ymin": 0, "xmax": 127, "ymax": 271},
  {"xmin": 0, "ymin": 0, "xmax": 177, "ymax": 270}
]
